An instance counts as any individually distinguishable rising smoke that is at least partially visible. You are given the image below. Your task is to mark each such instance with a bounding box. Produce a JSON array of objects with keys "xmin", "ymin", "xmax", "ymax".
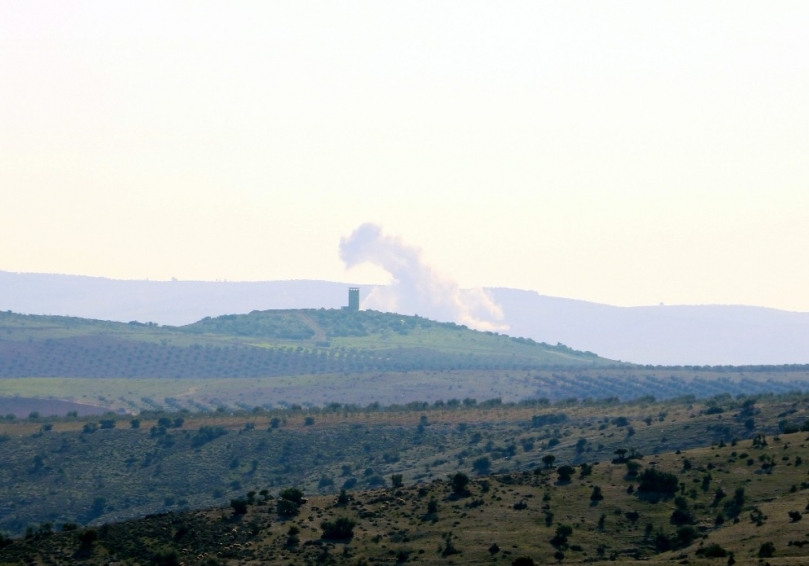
[{"xmin": 339, "ymin": 223, "xmax": 507, "ymax": 331}]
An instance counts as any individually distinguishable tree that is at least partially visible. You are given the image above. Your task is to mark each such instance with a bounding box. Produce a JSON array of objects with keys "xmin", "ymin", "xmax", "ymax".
[
  {"xmin": 542, "ymin": 454, "xmax": 556, "ymax": 469},
  {"xmin": 230, "ymin": 498, "xmax": 248, "ymax": 515},
  {"xmin": 758, "ymin": 542, "xmax": 775, "ymax": 558},
  {"xmin": 590, "ymin": 486, "xmax": 604, "ymax": 501},
  {"xmin": 637, "ymin": 468, "xmax": 679, "ymax": 496},
  {"xmin": 277, "ymin": 487, "xmax": 305, "ymax": 517},
  {"xmin": 321, "ymin": 517, "xmax": 356, "ymax": 540},
  {"xmin": 451, "ymin": 472, "xmax": 470, "ymax": 496},
  {"xmin": 551, "ymin": 525, "xmax": 572, "ymax": 548},
  {"xmin": 557, "ymin": 465, "xmax": 575, "ymax": 483}
]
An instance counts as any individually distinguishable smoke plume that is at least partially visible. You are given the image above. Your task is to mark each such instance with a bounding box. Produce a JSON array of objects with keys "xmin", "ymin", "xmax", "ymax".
[{"xmin": 339, "ymin": 223, "xmax": 507, "ymax": 331}]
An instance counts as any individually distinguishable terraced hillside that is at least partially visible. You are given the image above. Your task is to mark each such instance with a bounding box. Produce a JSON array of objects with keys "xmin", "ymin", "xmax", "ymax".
[{"xmin": 0, "ymin": 309, "xmax": 611, "ymax": 381}]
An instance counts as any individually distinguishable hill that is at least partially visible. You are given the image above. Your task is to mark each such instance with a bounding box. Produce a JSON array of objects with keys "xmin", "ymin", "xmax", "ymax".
[
  {"xmin": 4, "ymin": 271, "xmax": 809, "ymax": 365},
  {"xmin": 4, "ymin": 393, "xmax": 809, "ymax": 564},
  {"xmin": 0, "ymin": 308, "xmax": 609, "ymax": 380}
]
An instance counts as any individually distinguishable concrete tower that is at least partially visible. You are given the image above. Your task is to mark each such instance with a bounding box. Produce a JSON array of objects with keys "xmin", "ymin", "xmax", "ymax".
[{"xmin": 348, "ymin": 287, "xmax": 360, "ymax": 311}]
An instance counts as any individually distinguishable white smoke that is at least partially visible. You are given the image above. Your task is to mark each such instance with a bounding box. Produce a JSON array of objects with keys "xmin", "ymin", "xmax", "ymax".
[{"xmin": 339, "ymin": 223, "xmax": 507, "ymax": 332}]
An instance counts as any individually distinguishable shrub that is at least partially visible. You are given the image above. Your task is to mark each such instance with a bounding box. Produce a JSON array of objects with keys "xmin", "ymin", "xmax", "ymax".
[
  {"xmin": 590, "ymin": 486, "xmax": 604, "ymax": 501},
  {"xmin": 277, "ymin": 487, "xmax": 305, "ymax": 516},
  {"xmin": 78, "ymin": 529, "xmax": 98, "ymax": 550},
  {"xmin": 550, "ymin": 525, "xmax": 572, "ymax": 547},
  {"xmin": 391, "ymin": 474, "xmax": 404, "ymax": 488},
  {"xmin": 230, "ymin": 498, "xmax": 248, "ymax": 515},
  {"xmin": 191, "ymin": 426, "xmax": 227, "ymax": 448},
  {"xmin": 557, "ymin": 465, "xmax": 575, "ymax": 483},
  {"xmin": 696, "ymin": 543, "xmax": 728, "ymax": 558},
  {"xmin": 151, "ymin": 548, "xmax": 181, "ymax": 566},
  {"xmin": 451, "ymin": 472, "xmax": 470, "ymax": 496},
  {"xmin": 320, "ymin": 517, "xmax": 356, "ymax": 540},
  {"xmin": 637, "ymin": 468, "xmax": 679, "ymax": 496},
  {"xmin": 758, "ymin": 541, "xmax": 775, "ymax": 558},
  {"xmin": 279, "ymin": 488, "xmax": 304, "ymax": 504},
  {"xmin": 788, "ymin": 510, "xmax": 802, "ymax": 522}
]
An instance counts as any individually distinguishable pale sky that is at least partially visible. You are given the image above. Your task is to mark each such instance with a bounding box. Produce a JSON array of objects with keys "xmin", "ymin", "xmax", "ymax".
[{"xmin": 1, "ymin": 1, "xmax": 808, "ymax": 311}]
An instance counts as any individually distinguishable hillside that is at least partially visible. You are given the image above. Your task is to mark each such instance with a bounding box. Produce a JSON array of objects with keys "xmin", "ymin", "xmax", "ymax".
[
  {"xmin": 0, "ymin": 308, "xmax": 611, "ymax": 382},
  {"xmin": 5, "ymin": 271, "xmax": 809, "ymax": 365},
  {"xmin": 4, "ymin": 394, "xmax": 809, "ymax": 564}
]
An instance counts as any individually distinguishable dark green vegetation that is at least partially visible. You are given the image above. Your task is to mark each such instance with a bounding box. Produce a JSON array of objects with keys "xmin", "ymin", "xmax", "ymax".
[
  {"xmin": 3, "ymin": 392, "xmax": 809, "ymax": 546},
  {"xmin": 7, "ymin": 395, "xmax": 809, "ymax": 564}
]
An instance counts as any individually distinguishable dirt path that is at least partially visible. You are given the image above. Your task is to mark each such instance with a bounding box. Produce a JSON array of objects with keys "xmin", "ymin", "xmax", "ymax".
[{"xmin": 296, "ymin": 312, "xmax": 327, "ymax": 342}]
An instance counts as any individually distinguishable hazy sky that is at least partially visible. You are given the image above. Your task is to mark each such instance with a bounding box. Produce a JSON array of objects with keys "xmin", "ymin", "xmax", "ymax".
[{"xmin": 1, "ymin": 2, "xmax": 808, "ymax": 311}]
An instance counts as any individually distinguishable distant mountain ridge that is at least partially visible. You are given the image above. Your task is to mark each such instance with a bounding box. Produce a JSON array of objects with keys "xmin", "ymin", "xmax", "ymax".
[{"xmin": 2, "ymin": 270, "xmax": 809, "ymax": 366}]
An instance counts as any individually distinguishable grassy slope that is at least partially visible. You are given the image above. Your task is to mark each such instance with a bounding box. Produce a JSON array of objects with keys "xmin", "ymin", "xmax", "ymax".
[
  {"xmin": 1, "ymin": 393, "xmax": 809, "ymax": 546},
  {"xmin": 5, "ymin": 401, "xmax": 809, "ymax": 564}
]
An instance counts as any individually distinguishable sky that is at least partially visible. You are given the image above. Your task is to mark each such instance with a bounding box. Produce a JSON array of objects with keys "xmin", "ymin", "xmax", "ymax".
[{"xmin": 1, "ymin": 1, "xmax": 808, "ymax": 311}]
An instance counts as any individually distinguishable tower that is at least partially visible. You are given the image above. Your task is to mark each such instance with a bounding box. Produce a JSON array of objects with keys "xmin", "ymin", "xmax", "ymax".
[{"xmin": 348, "ymin": 287, "xmax": 360, "ymax": 311}]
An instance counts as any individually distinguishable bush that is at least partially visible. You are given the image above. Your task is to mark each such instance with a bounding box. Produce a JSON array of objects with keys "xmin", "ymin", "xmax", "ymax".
[
  {"xmin": 696, "ymin": 543, "xmax": 728, "ymax": 558},
  {"xmin": 758, "ymin": 541, "xmax": 775, "ymax": 558},
  {"xmin": 451, "ymin": 472, "xmax": 470, "ymax": 496},
  {"xmin": 557, "ymin": 465, "xmax": 575, "ymax": 482},
  {"xmin": 279, "ymin": 487, "xmax": 304, "ymax": 505},
  {"xmin": 320, "ymin": 517, "xmax": 356, "ymax": 540},
  {"xmin": 590, "ymin": 486, "xmax": 604, "ymax": 501},
  {"xmin": 151, "ymin": 548, "xmax": 181, "ymax": 566},
  {"xmin": 276, "ymin": 487, "xmax": 305, "ymax": 516},
  {"xmin": 230, "ymin": 498, "xmax": 248, "ymax": 515},
  {"xmin": 637, "ymin": 468, "xmax": 679, "ymax": 496},
  {"xmin": 191, "ymin": 425, "xmax": 227, "ymax": 447},
  {"xmin": 550, "ymin": 525, "xmax": 572, "ymax": 548}
]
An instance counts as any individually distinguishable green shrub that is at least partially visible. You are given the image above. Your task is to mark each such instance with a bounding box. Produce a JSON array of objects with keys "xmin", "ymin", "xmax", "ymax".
[
  {"xmin": 230, "ymin": 498, "xmax": 248, "ymax": 515},
  {"xmin": 696, "ymin": 543, "xmax": 728, "ymax": 558},
  {"xmin": 637, "ymin": 468, "xmax": 679, "ymax": 496},
  {"xmin": 758, "ymin": 541, "xmax": 775, "ymax": 558},
  {"xmin": 320, "ymin": 517, "xmax": 356, "ymax": 540},
  {"xmin": 151, "ymin": 548, "xmax": 181, "ymax": 566}
]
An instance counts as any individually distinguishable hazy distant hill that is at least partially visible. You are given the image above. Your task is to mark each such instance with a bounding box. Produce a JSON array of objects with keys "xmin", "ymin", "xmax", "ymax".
[
  {"xmin": 2, "ymin": 270, "xmax": 809, "ymax": 365},
  {"xmin": 488, "ymin": 288, "xmax": 809, "ymax": 366}
]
